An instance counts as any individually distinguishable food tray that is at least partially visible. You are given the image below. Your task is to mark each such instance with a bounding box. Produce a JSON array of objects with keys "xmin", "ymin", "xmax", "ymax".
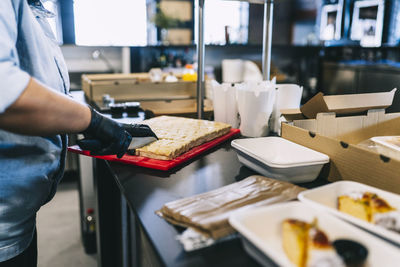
[
  {"xmin": 229, "ymin": 201, "xmax": 400, "ymax": 267},
  {"xmin": 68, "ymin": 128, "xmax": 240, "ymax": 171},
  {"xmin": 231, "ymin": 137, "xmax": 329, "ymax": 183},
  {"xmin": 298, "ymin": 181, "xmax": 400, "ymax": 245}
]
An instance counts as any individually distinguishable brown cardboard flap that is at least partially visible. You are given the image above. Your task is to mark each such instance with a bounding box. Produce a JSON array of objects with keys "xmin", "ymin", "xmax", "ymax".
[
  {"xmin": 323, "ymin": 89, "xmax": 396, "ymax": 114},
  {"xmin": 285, "ymin": 89, "xmax": 396, "ymax": 120},
  {"xmin": 280, "ymin": 108, "xmax": 305, "ymax": 121},
  {"xmin": 300, "ymin": 92, "xmax": 330, "ymax": 119}
]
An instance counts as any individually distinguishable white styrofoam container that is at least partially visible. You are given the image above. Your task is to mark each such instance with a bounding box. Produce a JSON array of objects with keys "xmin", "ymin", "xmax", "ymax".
[
  {"xmin": 229, "ymin": 202, "xmax": 400, "ymax": 267},
  {"xmin": 298, "ymin": 181, "xmax": 400, "ymax": 245},
  {"xmin": 231, "ymin": 137, "xmax": 329, "ymax": 183}
]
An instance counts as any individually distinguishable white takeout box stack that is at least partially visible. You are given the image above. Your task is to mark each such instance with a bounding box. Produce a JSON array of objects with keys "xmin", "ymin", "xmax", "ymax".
[{"xmin": 231, "ymin": 137, "xmax": 329, "ymax": 183}]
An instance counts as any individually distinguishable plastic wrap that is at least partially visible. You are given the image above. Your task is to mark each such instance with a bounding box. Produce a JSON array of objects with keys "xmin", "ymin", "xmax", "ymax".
[
  {"xmin": 156, "ymin": 175, "xmax": 305, "ymax": 239},
  {"xmin": 358, "ymin": 136, "xmax": 400, "ymax": 161}
]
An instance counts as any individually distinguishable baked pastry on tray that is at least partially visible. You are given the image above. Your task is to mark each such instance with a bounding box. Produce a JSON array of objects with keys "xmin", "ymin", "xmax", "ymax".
[
  {"xmin": 135, "ymin": 116, "xmax": 231, "ymax": 160},
  {"xmin": 338, "ymin": 191, "xmax": 400, "ymax": 233},
  {"xmin": 282, "ymin": 218, "xmax": 344, "ymax": 267}
]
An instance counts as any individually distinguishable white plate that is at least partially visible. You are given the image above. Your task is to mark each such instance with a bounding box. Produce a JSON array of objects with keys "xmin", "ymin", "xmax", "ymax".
[
  {"xmin": 298, "ymin": 181, "xmax": 400, "ymax": 245},
  {"xmin": 229, "ymin": 201, "xmax": 400, "ymax": 267}
]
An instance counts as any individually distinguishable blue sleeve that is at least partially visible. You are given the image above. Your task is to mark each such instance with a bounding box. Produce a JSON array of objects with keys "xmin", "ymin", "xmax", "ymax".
[{"xmin": 0, "ymin": 0, "xmax": 31, "ymax": 113}]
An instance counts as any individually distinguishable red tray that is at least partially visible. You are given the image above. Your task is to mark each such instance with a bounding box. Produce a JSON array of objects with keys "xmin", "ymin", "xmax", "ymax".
[{"xmin": 68, "ymin": 128, "xmax": 240, "ymax": 171}]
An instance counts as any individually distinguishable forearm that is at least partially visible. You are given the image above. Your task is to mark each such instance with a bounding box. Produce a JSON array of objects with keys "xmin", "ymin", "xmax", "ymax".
[{"xmin": 0, "ymin": 78, "xmax": 91, "ymax": 135}]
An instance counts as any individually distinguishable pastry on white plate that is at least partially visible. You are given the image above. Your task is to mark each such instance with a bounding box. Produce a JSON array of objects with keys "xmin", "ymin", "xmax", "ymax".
[{"xmin": 282, "ymin": 218, "xmax": 344, "ymax": 267}]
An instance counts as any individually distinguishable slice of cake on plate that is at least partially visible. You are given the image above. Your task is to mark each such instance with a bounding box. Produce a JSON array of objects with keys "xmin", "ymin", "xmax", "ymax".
[
  {"xmin": 338, "ymin": 191, "xmax": 400, "ymax": 234},
  {"xmin": 282, "ymin": 218, "xmax": 344, "ymax": 267}
]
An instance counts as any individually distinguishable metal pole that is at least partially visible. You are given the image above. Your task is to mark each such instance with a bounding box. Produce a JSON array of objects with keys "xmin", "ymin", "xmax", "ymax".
[
  {"xmin": 262, "ymin": 0, "xmax": 273, "ymax": 81},
  {"xmin": 196, "ymin": 0, "xmax": 205, "ymax": 119}
]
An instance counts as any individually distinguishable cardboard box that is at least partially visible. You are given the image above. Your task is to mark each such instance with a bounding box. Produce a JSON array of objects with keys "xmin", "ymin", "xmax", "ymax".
[
  {"xmin": 281, "ymin": 109, "xmax": 400, "ymax": 194},
  {"xmin": 81, "ymin": 73, "xmax": 213, "ymax": 117},
  {"xmin": 165, "ymin": 29, "xmax": 192, "ymax": 45},
  {"xmin": 281, "ymin": 89, "xmax": 396, "ymax": 120},
  {"xmin": 140, "ymin": 98, "xmax": 213, "ymax": 117},
  {"xmin": 82, "ymin": 73, "xmax": 197, "ymax": 103},
  {"xmin": 160, "ymin": 1, "xmax": 192, "ymax": 21}
]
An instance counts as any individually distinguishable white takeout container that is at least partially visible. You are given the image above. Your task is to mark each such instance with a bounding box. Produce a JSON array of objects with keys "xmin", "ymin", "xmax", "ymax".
[
  {"xmin": 271, "ymin": 84, "xmax": 303, "ymax": 134},
  {"xmin": 231, "ymin": 137, "xmax": 329, "ymax": 183},
  {"xmin": 298, "ymin": 181, "xmax": 400, "ymax": 245},
  {"xmin": 211, "ymin": 81, "xmax": 239, "ymax": 128},
  {"xmin": 229, "ymin": 201, "xmax": 400, "ymax": 267},
  {"xmin": 236, "ymin": 81, "xmax": 276, "ymax": 137}
]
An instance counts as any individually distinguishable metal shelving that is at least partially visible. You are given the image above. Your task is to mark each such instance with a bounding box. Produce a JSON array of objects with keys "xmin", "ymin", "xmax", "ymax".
[{"xmin": 196, "ymin": 0, "xmax": 274, "ymax": 119}]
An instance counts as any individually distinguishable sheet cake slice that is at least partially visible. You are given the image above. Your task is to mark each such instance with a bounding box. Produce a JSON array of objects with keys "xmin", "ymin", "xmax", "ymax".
[{"xmin": 135, "ymin": 116, "xmax": 231, "ymax": 160}]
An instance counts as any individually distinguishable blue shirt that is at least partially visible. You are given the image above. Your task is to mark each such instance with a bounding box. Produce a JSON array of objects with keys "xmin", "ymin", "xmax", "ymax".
[{"xmin": 0, "ymin": 0, "xmax": 69, "ymax": 261}]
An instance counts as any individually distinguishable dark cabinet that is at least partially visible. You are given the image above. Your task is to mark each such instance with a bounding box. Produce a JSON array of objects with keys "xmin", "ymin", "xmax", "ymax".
[
  {"xmin": 321, "ymin": 62, "xmax": 400, "ymax": 112},
  {"xmin": 322, "ymin": 64, "xmax": 357, "ymax": 95}
]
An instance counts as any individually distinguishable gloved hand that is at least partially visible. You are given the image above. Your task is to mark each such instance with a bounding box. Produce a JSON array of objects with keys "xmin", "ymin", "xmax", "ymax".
[
  {"xmin": 77, "ymin": 107, "xmax": 157, "ymax": 158},
  {"xmin": 122, "ymin": 123, "xmax": 158, "ymax": 139},
  {"xmin": 121, "ymin": 123, "xmax": 159, "ymax": 155}
]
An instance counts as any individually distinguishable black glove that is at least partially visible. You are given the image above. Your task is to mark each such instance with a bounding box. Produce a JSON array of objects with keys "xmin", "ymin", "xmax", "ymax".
[
  {"xmin": 121, "ymin": 123, "xmax": 159, "ymax": 155},
  {"xmin": 77, "ymin": 107, "xmax": 132, "ymax": 158},
  {"xmin": 77, "ymin": 108, "xmax": 158, "ymax": 158},
  {"xmin": 122, "ymin": 123, "xmax": 158, "ymax": 139}
]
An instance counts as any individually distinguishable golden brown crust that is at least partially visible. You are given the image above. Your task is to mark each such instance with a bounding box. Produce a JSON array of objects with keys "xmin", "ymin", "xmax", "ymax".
[
  {"xmin": 369, "ymin": 193, "xmax": 395, "ymax": 214},
  {"xmin": 282, "ymin": 219, "xmax": 309, "ymax": 267},
  {"xmin": 309, "ymin": 229, "xmax": 331, "ymax": 249},
  {"xmin": 282, "ymin": 218, "xmax": 335, "ymax": 267},
  {"xmin": 338, "ymin": 192, "xmax": 396, "ymax": 223},
  {"xmin": 136, "ymin": 151, "xmax": 173, "ymax": 161}
]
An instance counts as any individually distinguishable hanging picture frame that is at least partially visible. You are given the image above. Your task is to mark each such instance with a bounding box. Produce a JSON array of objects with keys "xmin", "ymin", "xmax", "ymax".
[
  {"xmin": 320, "ymin": 2, "xmax": 343, "ymax": 41},
  {"xmin": 350, "ymin": 0, "xmax": 385, "ymax": 47}
]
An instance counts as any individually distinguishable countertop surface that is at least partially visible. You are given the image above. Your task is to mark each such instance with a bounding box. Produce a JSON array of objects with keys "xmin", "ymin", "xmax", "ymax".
[{"xmin": 106, "ymin": 140, "xmax": 329, "ymax": 267}]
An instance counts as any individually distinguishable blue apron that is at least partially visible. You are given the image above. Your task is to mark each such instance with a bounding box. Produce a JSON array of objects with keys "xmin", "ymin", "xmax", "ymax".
[{"xmin": 0, "ymin": 0, "xmax": 69, "ymax": 261}]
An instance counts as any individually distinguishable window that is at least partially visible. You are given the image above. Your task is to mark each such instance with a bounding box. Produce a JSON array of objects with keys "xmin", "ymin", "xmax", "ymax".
[
  {"xmin": 195, "ymin": 0, "xmax": 249, "ymax": 45},
  {"xmin": 73, "ymin": 0, "xmax": 147, "ymax": 46}
]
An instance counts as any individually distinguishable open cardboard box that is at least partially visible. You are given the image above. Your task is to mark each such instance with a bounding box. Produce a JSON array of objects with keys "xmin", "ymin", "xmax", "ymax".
[
  {"xmin": 281, "ymin": 89, "xmax": 400, "ymax": 194},
  {"xmin": 281, "ymin": 89, "xmax": 396, "ymax": 120},
  {"xmin": 82, "ymin": 73, "xmax": 197, "ymax": 102},
  {"xmin": 81, "ymin": 73, "xmax": 213, "ymax": 117}
]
